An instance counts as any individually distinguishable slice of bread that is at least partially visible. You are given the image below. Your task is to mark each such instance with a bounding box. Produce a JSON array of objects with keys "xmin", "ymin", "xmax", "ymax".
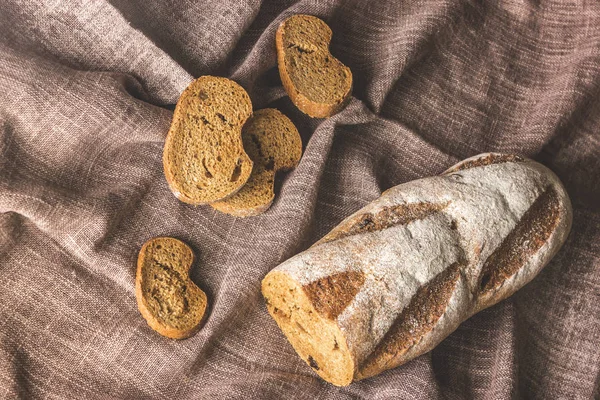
[
  {"xmin": 135, "ymin": 237, "xmax": 208, "ymax": 339},
  {"xmin": 163, "ymin": 76, "xmax": 254, "ymax": 204},
  {"xmin": 211, "ymin": 109, "xmax": 302, "ymax": 217},
  {"xmin": 276, "ymin": 15, "xmax": 353, "ymax": 118}
]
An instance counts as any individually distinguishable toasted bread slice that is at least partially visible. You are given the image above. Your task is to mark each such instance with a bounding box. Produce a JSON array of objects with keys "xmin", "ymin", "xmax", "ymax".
[
  {"xmin": 136, "ymin": 237, "xmax": 207, "ymax": 339},
  {"xmin": 276, "ymin": 15, "xmax": 353, "ymax": 118},
  {"xmin": 211, "ymin": 109, "xmax": 302, "ymax": 217},
  {"xmin": 163, "ymin": 76, "xmax": 253, "ymax": 204}
]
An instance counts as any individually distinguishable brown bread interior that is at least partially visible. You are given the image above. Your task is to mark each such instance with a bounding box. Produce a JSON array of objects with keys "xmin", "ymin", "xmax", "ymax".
[
  {"xmin": 277, "ymin": 15, "xmax": 352, "ymax": 118},
  {"xmin": 211, "ymin": 108, "xmax": 302, "ymax": 216},
  {"xmin": 262, "ymin": 271, "xmax": 355, "ymax": 386},
  {"xmin": 137, "ymin": 237, "xmax": 207, "ymax": 339},
  {"xmin": 163, "ymin": 76, "xmax": 253, "ymax": 204}
]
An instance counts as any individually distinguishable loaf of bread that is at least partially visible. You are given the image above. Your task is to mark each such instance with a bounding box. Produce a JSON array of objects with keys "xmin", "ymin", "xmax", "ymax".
[
  {"xmin": 163, "ymin": 76, "xmax": 253, "ymax": 204},
  {"xmin": 262, "ymin": 153, "xmax": 572, "ymax": 386},
  {"xmin": 211, "ymin": 108, "xmax": 302, "ymax": 217},
  {"xmin": 276, "ymin": 15, "xmax": 352, "ymax": 118},
  {"xmin": 136, "ymin": 237, "xmax": 208, "ymax": 339}
]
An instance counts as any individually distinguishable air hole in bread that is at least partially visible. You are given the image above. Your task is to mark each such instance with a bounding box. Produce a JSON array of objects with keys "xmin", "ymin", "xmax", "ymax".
[
  {"xmin": 357, "ymin": 215, "xmax": 375, "ymax": 230},
  {"xmin": 273, "ymin": 307, "xmax": 289, "ymax": 320},
  {"xmin": 216, "ymin": 113, "xmax": 227, "ymax": 123},
  {"xmin": 265, "ymin": 157, "xmax": 275, "ymax": 171},
  {"xmin": 250, "ymin": 134, "xmax": 262, "ymax": 156},
  {"xmin": 296, "ymin": 322, "xmax": 308, "ymax": 334},
  {"xmin": 202, "ymin": 158, "xmax": 213, "ymax": 179},
  {"xmin": 230, "ymin": 160, "xmax": 242, "ymax": 182}
]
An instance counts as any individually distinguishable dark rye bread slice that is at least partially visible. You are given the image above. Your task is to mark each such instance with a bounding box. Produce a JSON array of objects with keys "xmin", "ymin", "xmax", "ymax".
[
  {"xmin": 276, "ymin": 15, "xmax": 353, "ymax": 118},
  {"xmin": 163, "ymin": 76, "xmax": 253, "ymax": 204},
  {"xmin": 136, "ymin": 237, "xmax": 208, "ymax": 339},
  {"xmin": 211, "ymin": 109, "xmax": 302, "ymax": 217},
  {"xmin": 262, "ymin": 153, "xmax": 572, "ymax": 386}
]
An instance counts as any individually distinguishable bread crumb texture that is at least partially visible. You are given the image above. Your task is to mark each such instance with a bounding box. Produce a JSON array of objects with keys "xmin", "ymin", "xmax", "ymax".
[
  {"xmin": 276, "ymin": 15, "xmax": 352, "ymax": 118},
  {"xmin": 163, "ymin": 76, "xmax": 253, "ymax": 204},
  {"xmin": 262, "ymin": 271, "xmax": 355, "ymax": 386},
  {"xmin": 211, "ymin": 109, "xmax": 302, "ymax": 217},
  {"xmin": 136, "ymin": 237, "xmax": 208, "ymax": 339}
]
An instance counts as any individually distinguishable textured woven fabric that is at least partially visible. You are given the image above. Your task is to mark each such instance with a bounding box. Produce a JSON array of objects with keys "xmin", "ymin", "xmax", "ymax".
[{"xmin": 1, "ymin": 1, "xmax": 599, "ymax": 399}]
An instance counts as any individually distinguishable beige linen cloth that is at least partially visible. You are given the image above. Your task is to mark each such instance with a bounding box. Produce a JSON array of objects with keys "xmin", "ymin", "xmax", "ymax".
[{"xmin": 0, "ymin": 1, "xmax": 599, "ymax": 399}]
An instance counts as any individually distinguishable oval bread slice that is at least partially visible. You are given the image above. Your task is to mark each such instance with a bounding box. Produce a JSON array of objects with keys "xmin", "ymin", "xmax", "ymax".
[
  {"xmin": 276, "ymin": 15, "xmax": 353, "ymax": 118},
  {"xmin": 211, "ymin": 109, "xmax": 302, "ymax": 217},
  {"xmin": 136, "ymin": 237, "xmax": 208, "ymax": 339},
  {"xmin": 163, "ymin": 76, "xmax": 254, "ymax": 204}
]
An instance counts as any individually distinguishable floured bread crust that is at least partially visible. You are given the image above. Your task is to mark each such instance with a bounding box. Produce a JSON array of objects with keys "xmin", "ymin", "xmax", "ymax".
[
  {"xmin": 262, "ymin": 153, "xmax": 572, "ymax": 385},
  {"xmin": 211, "ymin": 109, "xmax": 302, "ymax": 217}
]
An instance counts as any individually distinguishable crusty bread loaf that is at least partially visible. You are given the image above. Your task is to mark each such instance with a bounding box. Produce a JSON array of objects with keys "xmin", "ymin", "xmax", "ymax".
[
  {"xmin": 211, "ymin": 109, "xmax": 302, "ymax": 217},
  {"xmin": 163, "ymin": 76, "xmax": 253, "ymax": 204},
  {"xmin": 136, "ymin": 237, "xmax": 208, "ymax": 339},
  {"xmin": 262, "ymin": 153, "xmax": 572, "ymax": 386},
  {"xmin": 276, "ymin": 15, "xmax": 353, "ymax": 118}
]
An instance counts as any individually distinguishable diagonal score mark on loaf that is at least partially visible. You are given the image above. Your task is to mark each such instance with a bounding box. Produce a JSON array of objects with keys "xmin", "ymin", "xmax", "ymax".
[
  {"xmin": 358, "ymin": 185, "xmax": 561, "ymax": 377},
  {"xmin": 317, "ymin": 202, "xmax": 448, "ymax": 246},
  {"xmin": 479, "ymin": 186, "xmax": 561, "ymax": 293},
  {"xmin": 261, "ymin": 153, "xmax": 570, "ymax": 385},
  {"xmin": 358, "ymin": 263, "xmax": 462, "ymax": 376},
  {"xmin": 303, "ymin": 271, "xmax": 366, "ymax": 320},
  {"xmin": 443, "ymin": 153, "xmax": 525, "ymax": 174}
]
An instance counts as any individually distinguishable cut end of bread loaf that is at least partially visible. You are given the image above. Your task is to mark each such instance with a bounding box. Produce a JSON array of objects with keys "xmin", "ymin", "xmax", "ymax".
[
  {"xmin": 211, "ymin": 109, "xmax": 302, "ymax": 217},
  {"xmin": 136, "ymin": 237, "xmax": 207, "ymax": 339},
  {"xmin": 276, "ymin": 15, "xmax": 352, "ymax": 118},
  {"xmin": 163, "ymin": 76, "xmax": 253, "ymax": 204},
  {"xmin": 262, "ymin": 271, "xmax": 355, "ymax": 386}
]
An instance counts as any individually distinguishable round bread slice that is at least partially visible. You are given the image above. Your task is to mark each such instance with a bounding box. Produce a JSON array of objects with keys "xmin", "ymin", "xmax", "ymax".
[
  {"xmin": 276, "ymin": 15, "xmax": 353, "ymax": 118},
  {"xmin": 211, "ymin": 109, "xmax": 302, "ymax": 217},
  {"xmin": 135, "ymin": 237, "xmax": 208, "ymax": 339},
  {"xmin": 163, "ymin": 76, "xmax": 254, "ymax": 204}
]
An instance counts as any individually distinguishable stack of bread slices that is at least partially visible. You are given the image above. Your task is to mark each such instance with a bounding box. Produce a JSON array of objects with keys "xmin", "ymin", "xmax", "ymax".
[
  {"xmin": 137, "ymin": 14, "xmax": 353, "ymax": 341},
  {"xmin": 163, "ymin": 14, "xmax": 353, "ymax": 217}
]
